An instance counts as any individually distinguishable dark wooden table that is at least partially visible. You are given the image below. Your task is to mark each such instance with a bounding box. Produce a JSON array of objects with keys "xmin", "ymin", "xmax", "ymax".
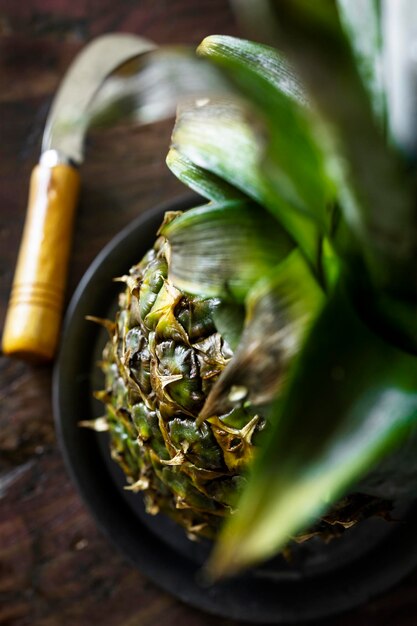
[{"xmin": 1, "ymin": 2, "xmax": 417, "ymax": 625}]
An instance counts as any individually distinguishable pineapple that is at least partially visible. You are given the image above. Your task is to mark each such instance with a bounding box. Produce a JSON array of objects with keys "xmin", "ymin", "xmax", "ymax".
[
  {"xmin": 96, "ymin": 230, "xmax": 262, "ymax": 540},
  {"xmin": 88, "ymin": 0, "xmax": 417, "ymax": 578},
  {"xmin": 94, "ymin": 216, "xmax": 390, "ymax": 543}
]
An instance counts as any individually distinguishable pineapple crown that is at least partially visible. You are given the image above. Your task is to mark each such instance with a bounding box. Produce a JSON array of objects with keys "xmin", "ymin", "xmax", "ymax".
[{"xmin": 89, "ymin": 0, "xmax": 417, "ymax": 578}]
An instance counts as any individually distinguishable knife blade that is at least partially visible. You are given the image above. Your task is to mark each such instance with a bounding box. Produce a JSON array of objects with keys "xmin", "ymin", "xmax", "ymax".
[{"xmin": 2, "ymin": 34, "xmax": 155, "ymax": 361}]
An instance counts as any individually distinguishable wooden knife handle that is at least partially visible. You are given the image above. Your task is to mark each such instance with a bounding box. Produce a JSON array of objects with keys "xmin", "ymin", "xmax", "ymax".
[{"xmin": 2, "ymin": 162, "xmax": 80, "ymax": 361}]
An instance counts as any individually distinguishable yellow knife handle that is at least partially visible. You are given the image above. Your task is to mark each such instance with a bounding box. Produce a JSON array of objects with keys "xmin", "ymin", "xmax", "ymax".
[{"xmin": 2, "ymin": 161, "xmax": 80, "ymax": 361}]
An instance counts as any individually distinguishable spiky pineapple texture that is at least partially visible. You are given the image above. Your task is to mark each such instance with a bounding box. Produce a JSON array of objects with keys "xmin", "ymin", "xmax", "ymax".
[
  {"xmin": 92, "ymin": 214, "xmax": 390, "ymax": 543},
  {"xmin": 96, "ymin": 229, "xmax": 263, "ymax": 539}
]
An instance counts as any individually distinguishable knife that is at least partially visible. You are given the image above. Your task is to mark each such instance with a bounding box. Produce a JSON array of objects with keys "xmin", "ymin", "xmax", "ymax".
[{"xmin": 2, "ymin": 33, "xmax": 155, "ymax": 362}]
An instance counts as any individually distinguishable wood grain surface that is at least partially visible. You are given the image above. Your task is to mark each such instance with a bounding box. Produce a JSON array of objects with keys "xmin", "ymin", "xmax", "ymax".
[{"xmin": 1, "ymin": 2, "xmax": 417, "ymax": 625}]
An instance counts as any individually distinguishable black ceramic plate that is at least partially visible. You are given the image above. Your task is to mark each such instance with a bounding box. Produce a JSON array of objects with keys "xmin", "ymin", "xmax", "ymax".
[{"xmin": 54, "ymin": 195, "xmax": 417, "ymax": 624}]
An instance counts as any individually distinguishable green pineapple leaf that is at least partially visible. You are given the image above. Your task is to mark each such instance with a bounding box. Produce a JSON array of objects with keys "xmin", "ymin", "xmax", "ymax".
[
  {"xmin": 211, "ymin": 301, "xmax": 246, "ymax": 352},
  {"xmin": 199, "ymin": 248, "xmax": 325, "ymax": 421},
  {"xmin": 383, "ymin": 0, "xmax": 417, "ymax": 157},
  {"xmin": 160, "ymin": 200, "xmax": 294, "ymax": 302},
  {"xmin": 196, "ymin": 35, "xmax": 335, "ymax": 232},
  {"xmin": 336, "ymin": 0, "xmax": 385, "ymax": 122},
  {"xmin": 166, "ymin": 148, "xmax": 245, "ymax": 202},
  {"xmin": 233, "ymin": 0, "xmax": 416, "ymax": 302},
  {"xmin": 171, "ymin": 97, "xmax": 323, "ymax": 272},
  {"xmin": 197, "ymin": 35, "xmax": 307, "ymax": 106},
  {"xmin": 207, "ymin": 285, "xmax": 417, "ymax": 578}
]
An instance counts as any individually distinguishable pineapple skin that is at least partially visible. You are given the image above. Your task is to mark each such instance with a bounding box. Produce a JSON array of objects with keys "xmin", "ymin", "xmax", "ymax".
[{"xmin": 98, "ymin": 234, "xmax": 263, "ymax": 540}]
